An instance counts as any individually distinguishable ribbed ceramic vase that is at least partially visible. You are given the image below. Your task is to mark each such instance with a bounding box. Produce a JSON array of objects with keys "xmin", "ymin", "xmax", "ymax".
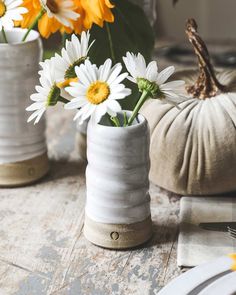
[
  {"xmin": 0, "ymin": 29, "xmax": 49, "ymax": 187},
  {"xmin": 84, "ymin": 112, "xmax": 153, "ymax": 249}
]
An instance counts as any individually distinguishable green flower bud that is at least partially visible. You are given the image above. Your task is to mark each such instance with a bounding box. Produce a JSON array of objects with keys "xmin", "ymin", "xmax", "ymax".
[
  {"xmin": 64, "ymin": 56, "xmax": 87, "ymax": 79},
  {"xmin": 137, "ymin": 78, "xmax": 165, "ymax": 99},
  {"xmin": 46, "ymin": 84, "xmax": 61, "ymax": 106}
]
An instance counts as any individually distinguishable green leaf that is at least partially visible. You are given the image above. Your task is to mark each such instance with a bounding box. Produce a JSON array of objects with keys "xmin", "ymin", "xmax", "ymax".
[
  {"xmin": 89, "ymin": 0, "xmax": 154, "ymax": 65},
  {"xmin": 88, "ymin": 0, "xmax": 155, "ymax": 110}
]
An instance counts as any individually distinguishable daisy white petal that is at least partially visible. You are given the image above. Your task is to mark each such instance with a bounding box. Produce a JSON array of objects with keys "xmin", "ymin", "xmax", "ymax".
[
  {"xmin": 27, "ymin": 107, "xmax": 46, "ymax": 125},
  {"xmin": 99, "ymin": 59, "xmax": 112, "ymax": 81},
  {"xmin": 64, "ymin": 98, "xmax": 87, "ymax": 109},
  {"xmin": 106, "ymin": 63, "xmax": 122, "ymax": 85},
  {"xmin": 106, "ymin": 106, "xmax": 117, "ymax": 117},
  {"xmin": 92, "ymin": 103, "xmax": 108, "ymax": 123},
  {"xmin": 65, "ymin": 85, "xmax": 85, "ymax": 97},
  {"xmin": 26, "ymin": 102, "xmax": 45, "ymax": 111},
  {"xmin": 81, "ymin": 104, "xmax": 96, "ymax": 122},
  {"xmin": 107, "ymin": 99, "xmax": 122, "ymax": 113},
  {"xmin": 160, "ymin": 80, "xmax": 185, "ymax": 91},
  {"xmin": 146, "ymin": 61, "xmax": 158, "ymax": 82},
  {"xmin": 156, "ymin": 66, "xmax": 175, "ymax": 85},
  {"xmin": 109, "ymin": 72, "xmax": 128, "ymax": 86}
]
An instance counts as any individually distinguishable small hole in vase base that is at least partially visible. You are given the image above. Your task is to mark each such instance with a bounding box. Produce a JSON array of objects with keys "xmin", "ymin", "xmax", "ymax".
[
  {"xmin": 110, "ymin": 232, "xmax": 119, "ymax": 240},
  {"xmin": 28, "ymin": 167, "xmax": 35, "ymax": 176}
]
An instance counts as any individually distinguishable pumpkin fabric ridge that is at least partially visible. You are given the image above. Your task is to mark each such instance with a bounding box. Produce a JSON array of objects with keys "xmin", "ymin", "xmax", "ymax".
[{"xmin": 141, "ymin": 68, "xmax": 236, "ymax": 195}]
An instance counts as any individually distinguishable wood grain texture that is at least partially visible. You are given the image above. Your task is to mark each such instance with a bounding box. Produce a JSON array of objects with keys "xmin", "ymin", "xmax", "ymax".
[{"xmin": 0, "ymin": 47, "xmax": 193, "ymax": 294}]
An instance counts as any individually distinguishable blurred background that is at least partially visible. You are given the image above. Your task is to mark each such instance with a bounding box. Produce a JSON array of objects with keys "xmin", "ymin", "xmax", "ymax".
[
  {"xmin": 155, "ymin": 0, "xmax": 236, "ymax": 41},
  {"xmin": 44, "ymin": 0, "xmax": 236, "ymax": 69},
  {"xmin": 149, "ymin": 0, "xmax": 236, "ymax": 70},
  {"xmin": 45, "ymin": 0, "xmax": 236, "ymax": 44}
]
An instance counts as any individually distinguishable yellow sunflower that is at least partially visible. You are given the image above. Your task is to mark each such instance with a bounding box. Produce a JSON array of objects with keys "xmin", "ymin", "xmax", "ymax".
[{"xmin": 20, "ymin": 0, "xmax": 79, "ymax": 38}]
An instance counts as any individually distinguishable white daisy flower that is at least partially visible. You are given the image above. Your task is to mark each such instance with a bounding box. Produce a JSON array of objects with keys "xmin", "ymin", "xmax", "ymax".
[
  {"xmin": 41, "ymin": 0, "xmax": 79, "ymax": 28},
  {"xmin": 26, "ymin": 58, "xmax": 61, "ymax": 124},
  {"xmin": 0, "ymin": 0, "xmax": 28, "ymax": 31},
  {"xmin": 123, "ymin": 52, "xmax": 186, "ymax": 104},
  {"xmin": 65, "ymin": 59, "xmax": 131, "ymax": 124},
  {"xmin": 54, "ymin": 31, "xmax": 95, "ymax": 88}
]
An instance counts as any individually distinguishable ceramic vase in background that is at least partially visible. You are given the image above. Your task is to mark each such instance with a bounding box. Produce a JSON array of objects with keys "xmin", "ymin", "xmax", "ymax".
[
  {"xmin": 84, "ymin": 112, "xmax": 153, "ymax": 249},
  {"xmin": 0, "ymin": 29, "xmax": 49, "ymax": 187}
]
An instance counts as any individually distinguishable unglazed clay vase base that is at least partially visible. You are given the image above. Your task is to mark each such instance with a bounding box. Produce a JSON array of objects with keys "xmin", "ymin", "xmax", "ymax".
[
  {"xmin": 84, "ymin": 215, "xmax": 153, "ymax": 249},
  {"xmin": 0, "ymin": 153, "xmax": 49, "ymax": 187}
]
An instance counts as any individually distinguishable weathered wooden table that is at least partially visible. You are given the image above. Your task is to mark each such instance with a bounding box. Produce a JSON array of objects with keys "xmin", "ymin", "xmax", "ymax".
[{"xmin": 1, "ymin": 41, "xmax": 234, "ymax": 294}]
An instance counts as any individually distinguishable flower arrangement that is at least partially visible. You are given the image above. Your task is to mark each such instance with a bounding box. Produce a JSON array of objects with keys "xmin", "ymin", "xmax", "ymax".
[
  {"xmin": 0, "ymin": 0, "xmax": 184, "ymax": 248},
  {"xmin": 26, "ymin": 32, "xmax": 186, "ymax": 127}
]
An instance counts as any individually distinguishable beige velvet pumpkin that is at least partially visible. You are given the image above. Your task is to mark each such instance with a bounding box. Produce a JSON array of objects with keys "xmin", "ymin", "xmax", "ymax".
[
  {"xmin": 141, "ymin": 19, "xmax": 236, "ymax": 195},
  {"xmin": 141, "ymin": 70, "xmax": 236, "ymax": 195}
]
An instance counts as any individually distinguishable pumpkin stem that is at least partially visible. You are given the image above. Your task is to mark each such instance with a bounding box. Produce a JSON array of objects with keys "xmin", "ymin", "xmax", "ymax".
[{"xmin": 185, "ymin": 18, "xmax": 226, "ymax": 99}]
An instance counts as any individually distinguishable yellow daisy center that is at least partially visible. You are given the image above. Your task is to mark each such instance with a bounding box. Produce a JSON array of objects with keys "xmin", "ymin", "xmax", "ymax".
[
  {"xmin": 46, "ymin": 0, "xmax": 59, "ymax": 14},
  {"xmin": 0, "ymin": 1, "xmax": 6, "ymax": 17},
  {"xmin": 86, "ymin": 81, "xmax": 110, "ymax": 105}
]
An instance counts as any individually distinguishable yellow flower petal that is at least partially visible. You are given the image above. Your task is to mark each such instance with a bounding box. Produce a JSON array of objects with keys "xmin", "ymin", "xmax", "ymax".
[
  {"xmin": 229, "ymin": 254, "xmax": 236, "ymax": 271},
  {"xmin": 57, "ymin": 78, "xmax": 78, "ymax": 89}
]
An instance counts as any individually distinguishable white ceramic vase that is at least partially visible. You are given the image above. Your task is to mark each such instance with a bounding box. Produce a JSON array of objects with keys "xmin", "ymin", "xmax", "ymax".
[
  {"xmin": 0, "ymin": 29, "xmax": 49, "ymax": 187},
  {"xmin": 84, "ymin": 112, "xmax": 153, "ymax": 249}
]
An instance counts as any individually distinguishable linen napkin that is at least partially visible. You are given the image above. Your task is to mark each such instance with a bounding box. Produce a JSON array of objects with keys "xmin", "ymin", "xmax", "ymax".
[{"xmin": 178, "ymin": 196, "xmax": 236, "ymax": 268}]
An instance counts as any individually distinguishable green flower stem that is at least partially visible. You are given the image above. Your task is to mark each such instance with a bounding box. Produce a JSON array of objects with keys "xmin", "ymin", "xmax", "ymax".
[
  {"xmin": 2, "ymin": 28, "xmax": 8, "ymax": 43},
  {"xmin": 123, "ymin": 112, "xmax": 128, "ymax": 127},
  {"xmin": 106, "ymin": 22, "xmax": 116, "ymax": 63},
  {"xmin": 110, "ymin": 116, "xmax": 120, "ymax": 127},
  {"xmin": 128, "ymin": 90, "xmax": 151, "ymax": 126},
  {"xmin": 58, "ymin": 96, "xmax": 70, "ymax": 104},
  {"xmin": 22, "ymin": 8, "xmax": 45, "ymax": 42}
]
